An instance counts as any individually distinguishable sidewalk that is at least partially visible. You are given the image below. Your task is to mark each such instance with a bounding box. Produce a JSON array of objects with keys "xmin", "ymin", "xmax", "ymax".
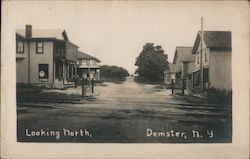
[
  {"xmin": 16, "ymin": 85, "xmax": 100, "ymax": 107},
  {"xmin": 169, "ymin": 93, "xmax": 231, "ymax": 108}
]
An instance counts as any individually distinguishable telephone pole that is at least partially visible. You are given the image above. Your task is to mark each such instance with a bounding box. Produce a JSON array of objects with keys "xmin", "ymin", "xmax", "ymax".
[{"xmin": 200, "ymin": 17, "xmax": 204, "ymax": 92}]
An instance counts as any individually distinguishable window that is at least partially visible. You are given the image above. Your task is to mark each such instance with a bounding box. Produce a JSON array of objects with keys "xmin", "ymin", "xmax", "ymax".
[
  {"xmin": 203, "ymin": 68, "xmax": 209, "ymax": 83},
  {"xmin": 36, "ymin": 42, "xmax": 44, "ymax": 54},
  {"xmin": 16, "ymin": 42, "xmax": 24, "ymax": 53},
  {"xmin": 197, "ymin": 52, "xmax": 200, "ymax": 64},
  {"xmin": 92, "ymin": 60, "xmax": 97, "ymax": 66},
  {"xmin": 78, "ymin": 60, "xmax": 82, "ymax": 66},
  {"xmin": 205, "ymin": 49, "xmax": 208, "ymax": 62},
  {"xmin": 38, "ymin": 64, "xmax": 49, "ymax": 81},
  {"xmin": 81, "ymin": 59, "xmax": 86, "ymax": 66},
  {"xmin": 69, "ymin": 64, "xmax": 73, "ymax": 79},
  {"xmin": 195, "ymin": 71, "xmax": 200, "ymax": 86},
  {"xmin": 86, "ymin": 60, "xmax": 90, "ymax": 66},
  {"xmin": 55, "ymin": 61, "xmax": 63, "ymax": 80}
]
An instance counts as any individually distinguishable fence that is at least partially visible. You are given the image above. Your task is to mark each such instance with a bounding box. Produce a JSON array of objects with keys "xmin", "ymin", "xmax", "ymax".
[
  {"xmin": 78, "ymin": 78, "xmax": 95, "ymax": 97},
  {"xmin": 171, "ymin": 79, "xmax": 187, "ymax": 95}
]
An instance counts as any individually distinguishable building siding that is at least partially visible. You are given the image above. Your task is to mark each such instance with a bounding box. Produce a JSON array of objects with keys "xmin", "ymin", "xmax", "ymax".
[
  {"xmin": 209, "ymin": 51, "xmax": 232, "ymax": 90},
  {"xmin": 29, "ymin": 41, "xmax": 54, "ymax": 84},
  {"xmin": 65, "ymin": 43, "xmax": 78, "ymax": 62},
  {"xmin": 78, "ymin": 59, "xmax": 100, "ymax": 68},
  {"xmin": 78, "ymin": 58, "xmax": 101, "ymax": 81},
  {"xmin": 16, "ymin": 59, "xmax": 28, "ymax": 83},
  {"xmin": 194, "ymin": 41, "xmax": 210, "ymax": 70},
  {"xmin": 16, "ymin": 42, "xmax": 29, "ymax": 83},
  {"xmin": 187, "ymin": 62, "xmax": 194, "ymax": 74}
]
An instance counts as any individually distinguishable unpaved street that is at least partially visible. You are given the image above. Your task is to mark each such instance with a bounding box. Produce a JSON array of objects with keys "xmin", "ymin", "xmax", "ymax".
[{"xmin": 17, "ymin": 77, "xmax": 231, "ymax": 143}]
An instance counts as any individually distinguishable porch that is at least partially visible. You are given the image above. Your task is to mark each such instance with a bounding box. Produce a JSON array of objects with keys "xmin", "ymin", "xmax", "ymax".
[
  {"xmin": 77, "ymin": 68, "xmax": 100, "ymax": 81},
  {"xmin": 192, "ymin": 67, "xmax": 209, "ymax": 93},
  {"xmin": 53, "ymin": 59, "xmax": 77, "ymax": 89}
]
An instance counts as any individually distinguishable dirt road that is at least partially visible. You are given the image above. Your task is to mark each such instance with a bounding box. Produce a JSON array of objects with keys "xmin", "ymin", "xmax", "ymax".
[{"xmin": 17, "ymin": 77, "xmax": 232, "ymax": 143}]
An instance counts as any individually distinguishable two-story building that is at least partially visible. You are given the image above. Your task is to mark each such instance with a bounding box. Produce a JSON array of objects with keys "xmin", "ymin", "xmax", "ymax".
[
  {"xmin": 164, "ymin": 63, "xmax": 177, "ymax": 86},
  {"xmin": 77, "ymin": 51, "xmax": 101, "ymax": 81},
  {"xmin": 167, "ymin": 47, "xmax": 195, "ymax": 94},
  {"xmin": 172, "ymin": 46, "xmax": 195, "ymax": 85},
  {"xmin": 191, "ymin": 31, "xmax": 232, "ymax": 91},
  {"xmin": 16, "ymin": 25, "xmax": 79, "ymax": 88}
]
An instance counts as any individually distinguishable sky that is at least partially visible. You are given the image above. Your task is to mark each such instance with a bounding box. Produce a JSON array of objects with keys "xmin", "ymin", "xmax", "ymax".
[{"xmin": 9, "ymin": 1, "xmax": 248, "ymax": 74}]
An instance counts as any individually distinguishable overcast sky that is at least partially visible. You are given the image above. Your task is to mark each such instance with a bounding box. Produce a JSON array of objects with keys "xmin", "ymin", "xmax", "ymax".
[{"xmin": 10, "ymin": 1, "xmax": 247, "ymax": 74}]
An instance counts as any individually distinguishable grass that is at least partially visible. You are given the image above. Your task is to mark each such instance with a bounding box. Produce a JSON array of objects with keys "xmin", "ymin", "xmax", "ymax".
[{"xmin": 16, "ymin": 85, "xmax": 81, "ymax": 99}]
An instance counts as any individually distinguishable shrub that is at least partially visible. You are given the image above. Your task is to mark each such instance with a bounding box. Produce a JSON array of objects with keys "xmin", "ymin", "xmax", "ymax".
[{"xmin": 206, "ymin": 87, "xmax": 232, "ymax": 105}]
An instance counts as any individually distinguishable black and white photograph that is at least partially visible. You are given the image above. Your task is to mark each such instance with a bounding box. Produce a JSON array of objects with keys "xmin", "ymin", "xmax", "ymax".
[{"xmin": 1, "ymin": 0, "xmax": 249, "ymax": 158}]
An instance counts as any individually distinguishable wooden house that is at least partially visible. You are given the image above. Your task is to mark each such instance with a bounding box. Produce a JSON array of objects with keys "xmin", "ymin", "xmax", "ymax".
[
  {"xmin": 191, "ymin": 31, "xmax": 232, "ymax": 91},
  {"xmin": 16, "ymin": 25, "xmax": 79, "ymax": 88},
  {"xmin": 164, "ymin": 64, "xmax": 177, "ymax": 86},
  {"xmin": 172, "ymin": 47, "xmax": 195, "ymax": 93},
  {"xmin": 77, "ymin": 51, "xmax": 101, "ymax": 81}
]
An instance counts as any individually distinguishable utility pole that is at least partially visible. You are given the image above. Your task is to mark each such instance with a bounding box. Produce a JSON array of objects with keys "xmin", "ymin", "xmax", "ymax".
[
  {"xmin": 200, "ymin": 17, "xmax": 204, "ymax": 93},
  {"xmin": 82, "ymin": 77, "xmax": 85, "ymax": 97}
]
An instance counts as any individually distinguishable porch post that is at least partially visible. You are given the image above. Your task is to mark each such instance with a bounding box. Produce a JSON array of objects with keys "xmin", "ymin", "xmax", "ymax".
[
  {"xmin": 171, "ymin": 79, "xmax": 174, "ymax": 94},
  {"xmin": 62, "ymin": 61, "xmax": 65, "ymax": 84},
  {"xmin": 53, "ymin": 60, "xmax": 55, "ymax": 84},
  {"xmin": 182, "ymin": 78, "xmax": 185, "ymax": 95},
  {"xmin": 82, "ymin": 77, "xmax": 85, "ymax": 97},
  {"xmin": 91, "ymin": 78, "xmax": 94, "ymax": 93},
  {"xmin": 75, "ymin": 63, "xmax": 78, "ymax": 76},
  {"xmin": 71, "ymin": 62, "xmax": 74, "ymax": 78}
]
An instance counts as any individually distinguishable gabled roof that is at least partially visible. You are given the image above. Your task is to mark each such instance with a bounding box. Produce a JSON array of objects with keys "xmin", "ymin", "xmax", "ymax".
[
  {"xmin": 192, "ymin": 31, "xmax": 231, "ymax": 54},
  {"xmin": 173, "ymin": 47, "xmax": 195, "ymax": 64},
  {"xmin": 16, "ymin": 29, "xmax": 68, "ymax": 40},
  {"xmin": 78, "ymin": 51, "xmax": 101, "ymax": 62},
  {"xmin": 16, "ymin": 29, "xmax": 79, "ymax": 47}
]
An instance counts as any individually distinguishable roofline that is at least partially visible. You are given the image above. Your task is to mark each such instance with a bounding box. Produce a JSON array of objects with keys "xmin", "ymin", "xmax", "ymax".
[
  {"xmin": 16, "ymin": 37, "xmax": 58, "ymax": 41},
  {"xmin": 198, "ymin": 30, "xmax": 232, "ymax": 33},
  {"xmin": 175, "ymin": 46, "xmax": 193, "ymax": 48},
  {"xmin": 192, "ymin": 31, "xmax": 232, "ymax": 54},
  {"xmin": 180, "ymin": 60, "xmax": 195, "ymax": 62},
  {"xmin": 57, "ymin": 39, "xmax": 79, "ymax": 48},
  {"xmin": 78, "ymin": 51, "xmax": 101, "ymax": 62},
  {"xmin": 78, "ymin": 57, "xmax": 101, "ymax": 62},
  {"xmin": 15, "ymin": 34, "xmax": 79, "ymax": 48},
  {"xmin": 15, "ymin": 30, "xmax": 79, "ymax": 48},
  {"xmin": 173, "ymin": 46, "xmax": 193, "ymax": 63},
  {"xmin": 192, "ymin": 32, "xmax": 200, "ymax": 54},
  {"xmin": 172, "ymin": 49, "xmax": 178, "ymax": 64}
]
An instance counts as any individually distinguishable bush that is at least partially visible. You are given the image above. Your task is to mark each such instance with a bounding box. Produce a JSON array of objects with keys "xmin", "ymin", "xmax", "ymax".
[
  {"xmin": 206, "ymin": 87, "xmax": 232, "ymax": 105},
  {"xmin": 16, "ymin": 84, "xmax": 43, "ymax": 97},
  {"xmin": 134, "ymin": 76, "xmax": 163, "ymax": 84},
  {"xmin": 100, "ymin": 65, "xmax": 129, "ymax": 79}
]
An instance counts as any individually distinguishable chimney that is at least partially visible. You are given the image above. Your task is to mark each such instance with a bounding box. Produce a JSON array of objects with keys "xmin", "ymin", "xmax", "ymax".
[{"xmin": 25, "ymin": 25, "xmax": 32, "ymax": 38}]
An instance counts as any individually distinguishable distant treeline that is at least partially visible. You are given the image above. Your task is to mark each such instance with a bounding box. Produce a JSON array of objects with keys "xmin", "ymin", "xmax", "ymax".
[{"xmin": 100, "ymin": 65, "xmax": 129, "ymax": 80}]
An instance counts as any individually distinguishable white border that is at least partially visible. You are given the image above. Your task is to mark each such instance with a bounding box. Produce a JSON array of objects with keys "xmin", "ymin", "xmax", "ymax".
[{"xmin": 1, "ymin": 1, "xmax": 249, "ymax": 158}]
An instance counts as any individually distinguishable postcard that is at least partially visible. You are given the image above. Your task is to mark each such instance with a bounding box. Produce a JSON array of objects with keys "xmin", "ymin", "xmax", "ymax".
[{"xmin": 1, "ymin": 1, "xmax": 249, "ymax": 158}]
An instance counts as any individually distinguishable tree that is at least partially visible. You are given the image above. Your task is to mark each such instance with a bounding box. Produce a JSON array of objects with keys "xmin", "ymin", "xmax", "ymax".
[
  {"xmin": 100, "ymin": 65, "xmax": 129, "ymax": 79},
  {"xmin": 135, "ymin": 43, "xmax": 169, "ymax": 82}
]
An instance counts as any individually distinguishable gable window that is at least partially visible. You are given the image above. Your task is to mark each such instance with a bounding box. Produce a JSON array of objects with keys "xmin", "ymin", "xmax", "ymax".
[
  {"xmin": 16, "ymin": 42, "xmax": 24, "ymax": 53},
  {"xmin": 205, "ymin": 49, "xmax": 208, "ymax": 62},
  {"xmin": 197, "ymin": 52, "xmax": 200, "ymax": 64},
  {"xmin": 36, "ymin": 42, "xmax": 44, "ymax": 54},
  {"xmin": 92, "ymin": 60, "xmax": 97, "ymax": 66},
  {"xmin": 86, "ymin": 60, "xmax": 90, "ymax": 66}
]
